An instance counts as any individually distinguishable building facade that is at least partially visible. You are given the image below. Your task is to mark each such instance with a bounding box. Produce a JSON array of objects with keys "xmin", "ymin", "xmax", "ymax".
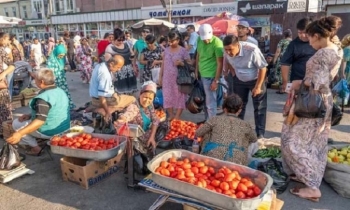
[{"xmin": 323, "ymin": 0, "xmax": 350, "ymax": 39}]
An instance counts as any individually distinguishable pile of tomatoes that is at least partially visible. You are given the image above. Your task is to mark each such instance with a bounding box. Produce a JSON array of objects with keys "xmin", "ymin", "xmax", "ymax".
[
  {"xmin": 155, "ymin": 109, "xmax": 166, "ymax": 120},
  {"xmin": 155, "ymin": 157, "xmax": 262, "ymax": 199},
  {"xmin": 164, "ymin": 120, "xmax": 199, "ymax": 140},
  {"xmin": 50, "ymin": 133, "xmax": 120, "ymax": 151}
]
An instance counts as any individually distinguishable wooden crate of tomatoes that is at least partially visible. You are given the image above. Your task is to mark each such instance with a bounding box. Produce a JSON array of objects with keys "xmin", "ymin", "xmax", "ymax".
[
  {"xmin": 148, "ymin": 149, "xmax": 273, "ymax": 210},
  {"xmin": 164, "ymin": 120, "xmax": 199, "ymax": 140}
]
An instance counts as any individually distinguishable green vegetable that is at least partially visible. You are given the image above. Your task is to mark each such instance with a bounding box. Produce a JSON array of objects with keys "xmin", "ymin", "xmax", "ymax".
[{"xmin": 252, "ymin": 147, "xmax": 282, "ymax": 158}]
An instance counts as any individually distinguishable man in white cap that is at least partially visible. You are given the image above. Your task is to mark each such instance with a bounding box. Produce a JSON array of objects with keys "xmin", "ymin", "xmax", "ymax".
[
  {"xmin": 237, "ymin": 21, "xmax": 258, "ymax": 46},
  {"xmin": 196, "ymin": 24, "xmax": 224, "ymax": 119}
]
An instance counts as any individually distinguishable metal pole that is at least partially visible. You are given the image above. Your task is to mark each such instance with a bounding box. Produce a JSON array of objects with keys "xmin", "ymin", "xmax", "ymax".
[
  {"xmin": 306, "ymin": 0, "xmax": 309, "ymax": 16},
  {"xmin": 168, "ymin": 0, "xmax": 172, "ymax": 23},
  {"xmin": 17, "ymin": 0, "xmax": 21, "ymax": 18}
]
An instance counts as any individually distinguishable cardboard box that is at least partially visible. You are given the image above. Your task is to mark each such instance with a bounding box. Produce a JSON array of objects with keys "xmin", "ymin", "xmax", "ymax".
[{"xmin": 60, "ymin": 153, "xmax": 123, "ymax": 189}]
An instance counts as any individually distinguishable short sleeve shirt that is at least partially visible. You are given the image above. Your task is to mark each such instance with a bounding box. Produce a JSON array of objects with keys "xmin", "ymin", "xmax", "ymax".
[
  {"xmin": 89, "ymin": 63, "xmax": 114, "ymax": 98},
  {"xmin": 134, "ymin": 39, "xmax": 147, "ymax": 69},
  {"xmin": 188, "ymin": 32, "xmax": 199, "ymax": 54},
  {"xmin": 31, "ymin": 43, "xmax": 42, "ymax": 56},
  {"xmin": 280, "ymin": 37, "xmax": 316, "ymax": 81},
  {"xmin": 197, "ymin": 36, "xmax": 224, "ymax": 78},
  {"xmin": 226, "ymin": 42, "xmax": 268, "ymax": 82}
]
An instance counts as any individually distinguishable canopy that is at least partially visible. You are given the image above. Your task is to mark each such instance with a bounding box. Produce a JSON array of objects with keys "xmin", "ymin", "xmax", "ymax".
[
  {"xmin": 130, "ymin": 18, "xmax": 175, "ymax": 36},
  {"xmin": 0, "ymin": 16, "xmax": 20, "ymax": 25}
]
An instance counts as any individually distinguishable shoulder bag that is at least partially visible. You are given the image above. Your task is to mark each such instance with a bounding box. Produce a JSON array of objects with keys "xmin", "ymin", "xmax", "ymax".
[{"xmin": 294, "ymin": 81, "xmax": 327, "ymax": 118}]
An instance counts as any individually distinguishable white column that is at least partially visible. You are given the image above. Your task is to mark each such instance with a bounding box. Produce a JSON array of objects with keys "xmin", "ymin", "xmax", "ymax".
[
  {"xmin": 52, "ymin": 0, "xmax": 56, "ymax": 15},
  {"xmin": 63, "ymin": 0, "xmax": 67, "ymax": 13}
]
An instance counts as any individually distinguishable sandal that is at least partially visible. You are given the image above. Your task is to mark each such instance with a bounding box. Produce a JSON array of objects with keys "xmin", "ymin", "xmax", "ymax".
[
  {"xmin": 290, "ymin": 175, "xmax": 304, "ymax": 184},
  {"xmin": 25, "ymin": 146, "xmax": 45, "ymax": 156},
  {"xmin": 276, "ymin": 90, "xmax": 286, "ymax": 94},
  {"xmin": 290, "ymin": 187, "xmax": 320, "ymax": 202}
]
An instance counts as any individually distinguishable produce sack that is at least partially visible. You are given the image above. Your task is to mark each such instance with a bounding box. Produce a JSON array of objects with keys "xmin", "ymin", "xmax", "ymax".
[
  {"xmin": 0, "ymin": 143, "xmax": 21, "ymax": 170},
  {"xmin": 257, "ymin": 158, "xmax": 289, "ymax": 194},
  {"xmin": 156, "ymin": 121, "xmax": 172, "ymax": 149},
  {"xmin": 177, "ymin": 62, "xmax": 194, "ymax": 86},
  {"xmin": 324, "ymin": 144, "xmax": 350, "ymax": 198}
]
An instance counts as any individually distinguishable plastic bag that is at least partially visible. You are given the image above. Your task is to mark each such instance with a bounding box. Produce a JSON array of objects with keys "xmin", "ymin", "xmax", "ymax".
[
  {"xmin": 155, "ymin": 120, "xmax": 170, "ymax": 143},
  {"xmin": 0, "ymin": 143, "xmax": 21, "ymax": 170},
  {"xmin": 151, "ymin": 67, "xmax": 161, "ymax": 84},
  {"xmin": 257, "ymin": 158, "xmax": 289, "ymax": 194},
  {"xmin": 331, "ymin": 103, "xmax": 343, "ymax": 126},
  {"xmin": 153, "ymin": 89, "xmax": 163, "ymax": 109},
  {"xmin": 268, "ymin": 68, "xmax": 278, "ymax": 85},
  {"xmin": 332, "ymin": 79, "xmax": 350, "ymax": 99},
  {"xmin": 177, "ymin": 63, "xmax": 194, "ymax": 85}
]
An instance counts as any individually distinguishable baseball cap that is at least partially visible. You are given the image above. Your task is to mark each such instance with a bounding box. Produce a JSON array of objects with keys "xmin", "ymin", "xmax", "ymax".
[
  {"xmin": 198, "ymin": 24, "xmax": 213, "ymax": 40},
  {"xmin": 238, "ymin": 21, "xmax": 250, "ymax": 28}
]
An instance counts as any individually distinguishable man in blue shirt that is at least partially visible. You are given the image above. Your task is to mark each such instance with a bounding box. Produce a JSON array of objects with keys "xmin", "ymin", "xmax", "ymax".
[
  {"xmin": 90, "ymin": 54, "xmax": 135, "ymax": 122},
  {"xmin": 223, "ymin": 35, "xmax": 268, "ymax": 139},
  {"xmin": 186, "ymin": 25, "xmax": 199, "ymax": 59}
]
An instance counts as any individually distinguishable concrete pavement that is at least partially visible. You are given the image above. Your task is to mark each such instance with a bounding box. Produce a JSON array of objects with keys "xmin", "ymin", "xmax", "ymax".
[{"xmin": 0, "ymin": 72, "xmax": 349, "ymax": 210}]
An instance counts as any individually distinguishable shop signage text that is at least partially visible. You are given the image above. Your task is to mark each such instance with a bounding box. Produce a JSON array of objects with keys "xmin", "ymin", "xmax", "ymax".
[
  {"xmin": 149, "ymin": 9, "xmax": 191, "ymax": 18},
  {"xmin": 237, "ymin": 0, "xmax": 288, "ymax": 15},
  {"xmin": 287, "ymin": 0, "xmax": 307, "ymax": 12},
  {"xmin": 203, "ymin": 6, "xmax": 236, "ymax": 14}
]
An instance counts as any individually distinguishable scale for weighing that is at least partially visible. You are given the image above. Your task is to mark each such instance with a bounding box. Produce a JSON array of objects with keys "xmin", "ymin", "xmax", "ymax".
[
  {"xmin": 115, "ymin": 123, "xmax": 146, "ymax": 189},
  {"xmin": 0, "ymin": 163, "xmax": 34, "ymax": 183}
]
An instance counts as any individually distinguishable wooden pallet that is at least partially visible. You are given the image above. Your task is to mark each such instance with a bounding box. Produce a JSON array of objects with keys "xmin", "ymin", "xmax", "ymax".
[{"xmin": 0, "ymin": 163, "xmax": 35, "ymax": 183}]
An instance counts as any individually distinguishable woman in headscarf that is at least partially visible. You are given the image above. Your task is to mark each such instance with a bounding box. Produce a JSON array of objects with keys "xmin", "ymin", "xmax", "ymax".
[
  {"xmin": 47, "ymin": 44, "xmax": 75, "ymax": 109},
  {"xmin": 115, "ymin": 81, "xmax": 159, "ymax": 155},
  {"xmin": 47, "ymin": 37, "xmax": 55, "ymax": 56},
  {"xmin": 10, "ymin": 34, "xmax": 24, "ymax": 62}
]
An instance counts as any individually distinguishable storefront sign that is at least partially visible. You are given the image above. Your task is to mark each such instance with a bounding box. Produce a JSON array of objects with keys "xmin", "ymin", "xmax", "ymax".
[
  {"xmin": 287, "ymin": 0, "xmax": 307, "ymax": 12},
  {"xmin": 237, "ymin": 0, "xmax": 288, "ymax": 16},
  {"xmin": 245, "ymin": 17, "xmax": 270, "ymax": 27},
  {"xmin": 149, "ymin": 9, "xmax": 191, "ymax": 18},
  {"xmin": 25, "ymin": 19, "xmax": 48, "ymax": 26},
  {"xmin": 202, "ymin": 2, "xmax": 238, "ymax": 16}
]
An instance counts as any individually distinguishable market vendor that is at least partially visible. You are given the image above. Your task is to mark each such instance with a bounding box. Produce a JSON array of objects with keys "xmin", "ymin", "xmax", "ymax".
[
  {"xmin": 115, "ymin": 81, "xmax": 160, "ymax": 152},
  {"xmin": 89, "ymin": 54, "xmax": 136, "ymax": 122},
  {"xmin": 195, "ymin": 94, "xmax": 257, "ymax": 165},
  {"xmin": 6, "ymin": 69, "xmax": 71, "ymax": 156}
]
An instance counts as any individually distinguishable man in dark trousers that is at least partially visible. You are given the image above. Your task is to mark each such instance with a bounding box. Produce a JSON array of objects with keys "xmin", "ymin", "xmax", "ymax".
[
  {"xmin": 280, "ymin": 18, "xmax": 316, "ymax": 91},
  {"xmin": 64, "ymin": 31, "xmax": 76, "ymax": 71}
]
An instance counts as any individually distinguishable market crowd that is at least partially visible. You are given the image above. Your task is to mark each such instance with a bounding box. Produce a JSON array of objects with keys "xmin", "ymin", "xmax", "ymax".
[{"xmin": 0, "ymin": 14, "xmax": 349, "ymax": 202}]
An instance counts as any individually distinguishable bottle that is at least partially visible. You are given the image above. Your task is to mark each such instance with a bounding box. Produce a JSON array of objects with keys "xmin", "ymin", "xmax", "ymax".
[{"xmin": 192, "ymin": 137, "xmax": 199, "ymax": 154}]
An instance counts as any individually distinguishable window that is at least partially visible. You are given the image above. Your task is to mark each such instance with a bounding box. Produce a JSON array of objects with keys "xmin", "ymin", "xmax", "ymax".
[
  {"xmin": 22, "ymin": 6, "xmax": 28, "ymax": 19},
  {"xmin": 33, "ymin": 0, "xmax": 43, "ymax": 19},
  {"xmin": 4, "ymin": 8, "xmax": 9, "ymax": 17},
  {"xmin": 12, "ymin": 7, "xmax": 17, "ymax": 17},
  {"xmin": 67, "ymin": 0, "xmax": 74, "ymax": 11}
]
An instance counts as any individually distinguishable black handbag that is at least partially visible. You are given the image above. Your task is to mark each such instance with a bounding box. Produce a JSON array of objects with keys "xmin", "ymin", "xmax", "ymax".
[
  {"xmin": 294, "ymin": 81, "xmax": 327, "ymax": 118},
  {"xmin": 177, "ymin": 62, "xmax": 194, "ymax": 85}
]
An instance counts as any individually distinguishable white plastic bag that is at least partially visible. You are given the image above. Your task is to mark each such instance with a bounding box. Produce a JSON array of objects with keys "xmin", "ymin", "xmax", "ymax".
[{"xmin": 151, "ymin": 67, "xmax": 161, "ymax": 84}]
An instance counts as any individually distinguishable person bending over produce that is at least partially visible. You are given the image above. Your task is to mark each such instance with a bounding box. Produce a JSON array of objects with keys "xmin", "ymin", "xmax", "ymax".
[
  {"xmin": 115, "ymin": 81, "xmax": 160, "ymax": 155},
  {"xmin": 6, "ymin": 69, "xmax": 71, "ymax": 156},
  {"xmin": 195, "ymin": 94, "xmax": 257, "ymax": 165}
]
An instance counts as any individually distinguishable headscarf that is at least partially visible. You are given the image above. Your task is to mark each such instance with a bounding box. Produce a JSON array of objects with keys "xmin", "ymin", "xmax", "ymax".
[
  {"xmin": 49, "ymin": 44, "xmax": 67, "ymax": 69},
  {"xmin": 141, "ymin": 81, "xmax": 157, "ymax": 94},
  {"xmin": 49, "ymin": 37, "xmax": 55, "ymax": 42}
]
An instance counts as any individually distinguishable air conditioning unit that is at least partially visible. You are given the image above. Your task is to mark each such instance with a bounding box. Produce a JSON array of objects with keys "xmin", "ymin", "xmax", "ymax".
[{"xmin": 75, "ymin": 8, "xmax": 80, "ymax": 13}]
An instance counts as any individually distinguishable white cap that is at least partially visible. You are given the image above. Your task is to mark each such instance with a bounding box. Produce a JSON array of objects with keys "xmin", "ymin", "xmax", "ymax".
[{"xmin": 199, "ymin": 24, "xmax": 213, "ymax": 40}]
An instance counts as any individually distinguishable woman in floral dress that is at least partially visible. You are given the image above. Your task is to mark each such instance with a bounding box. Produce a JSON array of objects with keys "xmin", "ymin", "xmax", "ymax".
[
  {"xmin": 0, "ymin": 33, "xmax": 15, "ymax": 132},
  {"xmin": 105, "ymin": 28, "xmax": 138, "ymax": 94},
  {"xmin": 75, "ymin": 38, "xmax": 93, "ymax": 83},
  {"xmin": 47, "ymin": 44, "xmax": 76, "ymax": 109},
  {"xmin": 282, "ymin": 16, "xmax": 342, "ymax": 201},
  {"xmin": 159, "ymin": 31, "xmax": 191, "ymax": 120},
  {"xmin": 139, "ymin": 34, "xmax": 163, "ymax": 84}
]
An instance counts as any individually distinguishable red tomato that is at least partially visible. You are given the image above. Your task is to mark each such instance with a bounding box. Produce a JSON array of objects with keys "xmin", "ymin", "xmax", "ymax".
[
  {"xmin": 229, "ymin": 180, "xmax": 239, "ymax": 190},
  {"xmin": 58, "ymin": 140, "xmax": 67, "ymax": 146},
  {"xmin": 253, "ymin": 186, "xmax": 261, "ymax": 196},
  {"xmin": 199, "ymin": 166, "xmax": 208, "ymax": 174},
  {"xmin": 101, "ymin": 145, "xmax": 107, "ymax": 150},
  {"xmin": 236, "ymin": 191, "xmax": 246, "ymax": 199},
  {"xmin": 96, "ymin": 146, "xmax": 102, "ymax": 150},
  {"xmin": 183, "ymin": 163, "xmax": 191, "ymax": 169},
  {"xmin": 244, "ymin": 181, "xmax": 254, "ymax": 189},
  {"xmin": 196, "ymin": 162, "xmax": 205, "ymax": 168},
  {"xmin": 81, "ymin": 140, "xmax": 88, "ymax": 145},
  {"xmin": 161, "ymin": 169, "xmax": 170, "ymax": 177},
  {"xmin": 74, "ymin": 142, "xmax": 81, "ymax": 148},
  {"xmin": 215, "ymin": 172, "xmax": 225, "ymax": 179},
  {"xmin": 191, "ymin": 167, "xmax": 199, "ymax": 174},
  {"xmin": 220, "ymin": 182, "xmax": 230, "ymax": 191},
  {"xmin": 85, "ymin": 134, "xmax": 92, "ymax": 139},
  {"xmin": 237, "ymin": 183, "xmax": 248, "ymax": 192},
  {"xmin": 224, "ymin": 173, "xmax": 236, "ymax": 182},
  {"xmin": 246, "ymin": 189, "xmax": 254, "ymax": 197},
  {"xmin": 211, "ymin": 180, "xmax": 220, "ymax": 187},
  {"xmin": 51, "ymin": 141, "xmax": 58, "ymax": 146},
  {"xmin": 51, "ymin": 136, "xmax": 60, "ymax": 142},
  {"xmin": 107, "ymin": 144, "xmax": 113, "ymax": 149}
]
